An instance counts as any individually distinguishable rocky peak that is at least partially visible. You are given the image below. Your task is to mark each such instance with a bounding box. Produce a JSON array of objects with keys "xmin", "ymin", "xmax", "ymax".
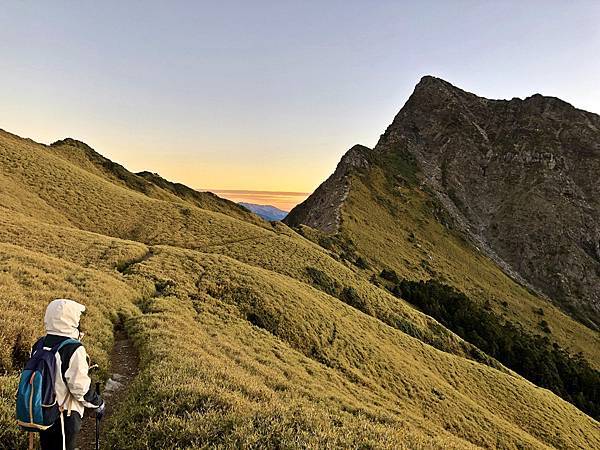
[
  {"xmin": 408, "ymin": 75, "xmax": 482, "ymax": 108},
  {"xmin": 376, "ymin": 77, "xmax": 600, "ymax": 328},
  {"xmin": 284, "ymin": 144, "xmax": 371, "ymax": 232},
  {"xmin": 412, "ymin": 75, "xmax": 467, "ymax": 96},
  {"xmin": 287, "ymin": 76, "xmax": 600, "ymax": 328},
  {"xmin": 376, "ymin": 76, "xmax": 489, "ymax": 154},
  {"xmin": 336, "ymin": 144, "xmax": 370, "ymax": 174}
]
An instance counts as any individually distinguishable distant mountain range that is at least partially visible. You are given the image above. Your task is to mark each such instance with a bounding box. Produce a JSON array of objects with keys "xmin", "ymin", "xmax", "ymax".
[
  {"xmin": 206, "ymin": 189, "xmax": 308, "ymax": 212},
  {"xmin": 239, "ymin": 202, "xmax": 288, "ymax": 221}
]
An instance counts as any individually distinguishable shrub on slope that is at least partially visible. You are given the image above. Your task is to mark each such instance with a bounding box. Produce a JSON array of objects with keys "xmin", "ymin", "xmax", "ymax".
[{"xmin": 339, "ymin": 164, "xmax": 600, "ymax": 367}]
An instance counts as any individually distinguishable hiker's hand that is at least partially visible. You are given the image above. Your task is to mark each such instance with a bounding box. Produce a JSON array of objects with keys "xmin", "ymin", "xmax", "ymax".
[{"xmin": 95, "ymin": 401, "xmax": 106, "ymax": 420}]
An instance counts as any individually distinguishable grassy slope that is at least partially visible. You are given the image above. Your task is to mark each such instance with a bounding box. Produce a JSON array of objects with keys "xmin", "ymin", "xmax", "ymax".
[
  {"xmin": 1, "ymin": 130, "xmax": 599, "ymax": 448},
  {"xmin": 0, "ymin": 243, "xmax": 141, "ymax": 447},
  {"xmin": 0, "ymin": 131, "xmax": 273, "ymax": 248},
  {"xmin": 114, "ymin": 245, "xmax": 598, "ymax": 449},
  {"xmin": 47, "ymin": 138, "xmax": 267, "ymax": 228},
  {"xmin": 340, "ymin": 163, "xmax": 600, "ymax": 367}
]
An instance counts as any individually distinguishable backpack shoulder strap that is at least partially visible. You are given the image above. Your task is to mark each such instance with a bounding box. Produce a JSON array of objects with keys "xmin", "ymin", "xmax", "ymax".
[
  {"xmin": 30, "ymin": 337, "xmax": 45, "ymax": 357},
  {"xmin": 34, "ymin": 336, "xmax": 45, "ymax": 349},
  {"xmin": 54, "ymin": 339, "xmax": 81, "ymax": 352},
  {"xmin": 53, "ymin": 339, "xmax": 83, "ymax": 384}
]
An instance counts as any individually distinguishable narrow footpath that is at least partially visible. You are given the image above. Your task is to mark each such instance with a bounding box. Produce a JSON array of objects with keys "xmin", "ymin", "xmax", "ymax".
[{"xmin": 78, "ymin": 327, "xmax": 139, "ymax": 450}]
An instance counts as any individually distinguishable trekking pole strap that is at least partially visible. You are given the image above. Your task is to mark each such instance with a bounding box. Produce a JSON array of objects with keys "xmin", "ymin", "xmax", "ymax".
[
  {"xmin": 95, "ymin": 381, "xmax": 101, "ymax": 450},
  {"xmin": 60, "ymin": 411, "xmax": 66, "ymax": 450}
]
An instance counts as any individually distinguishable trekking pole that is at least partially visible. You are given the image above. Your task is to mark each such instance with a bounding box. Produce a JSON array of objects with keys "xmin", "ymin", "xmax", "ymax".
[{"xmin": 95, "ymin": 382, "xmax": 101, "ymax": 450}]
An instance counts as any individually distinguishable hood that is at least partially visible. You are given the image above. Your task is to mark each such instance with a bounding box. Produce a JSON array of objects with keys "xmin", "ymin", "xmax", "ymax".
[{"xmin": 44, "ymin": 299, "xmax": 86, "ymax": 339}]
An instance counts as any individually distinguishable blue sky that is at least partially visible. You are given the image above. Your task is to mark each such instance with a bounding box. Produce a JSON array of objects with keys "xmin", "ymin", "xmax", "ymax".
[{"xmin": 1, "ymin": 1, "xmax": 598, "ymax": 196}]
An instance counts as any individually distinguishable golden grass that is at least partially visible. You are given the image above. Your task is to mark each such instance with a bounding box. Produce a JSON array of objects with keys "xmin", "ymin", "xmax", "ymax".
[
  {"xmin": 341, "ymin": 166, "xmax": 600, "ymax": 366},
  {"xmin": 0, "ymin": 243, "xmax": 141, "ymax": 448},
  {"xmin": 47, "ymin": 138, "xmax": 268, "ymax": 228},
  {"xmin": 108, "ymin": 294, "xmax": 483, "ymax": 450},
  {"xmin": 1, "ymin": 129, "xmax": 599, "ymax": 449},
  {"xmin": 0, "ymin": 131, "xmax": 273, "ymax": 249},
  {"xmin": 0, "ymin": 208, "xmax": 148, "ymax": 271},
  {"xmin": 108, "ymin": 245, "xmax": 599, "ymax": 449}
]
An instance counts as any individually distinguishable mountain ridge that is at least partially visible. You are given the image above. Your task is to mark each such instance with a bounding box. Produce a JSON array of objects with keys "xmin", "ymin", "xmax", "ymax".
[
  {"xmin": 287, "ymin": 75, "xmax": 600, "ymax": 330},
  {"xmin": 238, "ymin": 202, "xmax": 288, "ymax": 221},
  {"xmin": 285, "ymin": 144, "xmax": 371, "ymax": 233},
  {"xmin": 1, "ymin": 87, "xmax": 600, "ymax": 448}
]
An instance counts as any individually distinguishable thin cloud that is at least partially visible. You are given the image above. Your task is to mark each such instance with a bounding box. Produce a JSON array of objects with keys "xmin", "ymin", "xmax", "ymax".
[{"xmin": 204, "ymin": 189, "xmax": 309, "ymax": 212}]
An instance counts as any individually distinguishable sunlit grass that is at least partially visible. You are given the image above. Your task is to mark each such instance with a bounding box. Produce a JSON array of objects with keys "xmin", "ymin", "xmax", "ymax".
[
  {"xmin": 341, "ymin": 166, "xmax": 600, "ymax": 366},
  {"xmin": 1, "ymin": 130, "xmax": 599, "ymax": 449}
]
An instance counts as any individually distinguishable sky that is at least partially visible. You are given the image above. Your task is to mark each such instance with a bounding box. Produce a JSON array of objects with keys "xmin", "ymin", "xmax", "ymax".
[
  {"xmin": 1, "ymin": 1, "xmax": 599, "ymax": 209},
  {"xmin": 209, "ymin": 190, "xmax": 309, "ymax": 213}
]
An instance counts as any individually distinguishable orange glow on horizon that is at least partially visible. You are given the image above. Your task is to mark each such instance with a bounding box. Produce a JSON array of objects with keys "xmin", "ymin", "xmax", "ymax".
[{"xmin": 206, "ymin": 189, "xmax": 309, "ymax": 212}]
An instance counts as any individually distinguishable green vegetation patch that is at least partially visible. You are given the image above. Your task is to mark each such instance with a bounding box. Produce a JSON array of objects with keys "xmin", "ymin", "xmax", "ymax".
[
  {"xmin": 386, "ymin": 277, "xmax": 600, "ymax": 419},
  {"xmin": 374, "ymin": 146, "xmax": 419, "ymax": 186}
]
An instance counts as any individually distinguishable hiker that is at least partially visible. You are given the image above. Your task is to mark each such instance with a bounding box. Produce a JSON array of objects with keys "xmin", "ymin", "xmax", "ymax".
[{"xmin": 18, "ymin": 299, "xmax": 105, "ymax": 450}]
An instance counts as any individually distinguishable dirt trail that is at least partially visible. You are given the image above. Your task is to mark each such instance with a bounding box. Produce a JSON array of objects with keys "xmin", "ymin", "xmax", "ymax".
[{"xmin": 78, "ymin": 327, "xmax": 139, "ymax": 450}]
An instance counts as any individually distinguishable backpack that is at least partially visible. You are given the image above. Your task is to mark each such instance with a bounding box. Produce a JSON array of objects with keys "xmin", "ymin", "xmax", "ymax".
[{"xmin": 16, "ymin": 337, "xmax": 81, "ymax": 431}]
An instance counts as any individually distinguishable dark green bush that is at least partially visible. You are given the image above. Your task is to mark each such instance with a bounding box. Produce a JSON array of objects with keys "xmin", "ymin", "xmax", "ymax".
[
  {"xmin": 380, "ymin": 268, "xmax": 400, "ymax": 284},
  {"xmin": 340, "ymin": 287, "xmax": 371, "ymax": 314},
  {"xmin": 539, "ymin": 320, "xmax": 551, "ymax": 334},
  {"xmin": 354, "ymin": 256, "xmax": 369, "ymax": 269},
  {"xmin": 389, "ymin": 279, "xmax": 599, "ymax": 419},
  {"xmin": 305, "ymin": 267, "xmax": 340, "ymax": 297}
]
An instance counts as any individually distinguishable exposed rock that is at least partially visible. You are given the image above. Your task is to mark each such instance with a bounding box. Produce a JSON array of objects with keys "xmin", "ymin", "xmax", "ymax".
[
  {"xmin": 288, "ymin": 76, "xmax": 600, "ymax": 329},
  {"xmin": 284, "ymin": 144, "xmax": 371, "ymax": 233},
  {"xmin": 379, "ymin": 76, "xmax": 600, "ymax": 329}
]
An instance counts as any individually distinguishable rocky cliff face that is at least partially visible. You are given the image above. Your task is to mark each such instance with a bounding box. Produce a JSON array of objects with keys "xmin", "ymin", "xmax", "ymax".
[
  {"xmin": 285, "ymin": 144, "xmax": 370, "ymax": 233},
  {"xmin": 288, "ymin": 76, "xmax": 600, "ymax": 329}
]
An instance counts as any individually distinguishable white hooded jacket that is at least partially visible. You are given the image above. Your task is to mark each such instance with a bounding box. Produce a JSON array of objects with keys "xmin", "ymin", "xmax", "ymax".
[{"xmin": 42, "ymin": 299, "xmax": 100, "ymax": 417}]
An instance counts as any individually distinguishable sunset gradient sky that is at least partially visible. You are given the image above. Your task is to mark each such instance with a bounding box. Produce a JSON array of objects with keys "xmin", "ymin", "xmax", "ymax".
[{"xmin": 1, "ymin": 1, "xmax": 599, "ymax": 208}]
